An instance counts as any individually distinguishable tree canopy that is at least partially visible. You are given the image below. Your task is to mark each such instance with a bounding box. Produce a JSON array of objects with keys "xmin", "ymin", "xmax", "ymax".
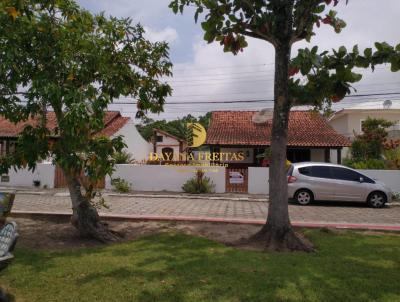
[
  {"xmin": 0, "ymin": 0, "xmax": 172, "ymax": 241},
  {"xmin": 0, "ymin": 0, "xmax": 172, "ymax": 179},
  {"xmin": 170, "ymin": 0, "xmax": 400, "ymax": 251},
  {"xmin": 170, "ymin": 0, "xmax": 400, "ymax": 109}
]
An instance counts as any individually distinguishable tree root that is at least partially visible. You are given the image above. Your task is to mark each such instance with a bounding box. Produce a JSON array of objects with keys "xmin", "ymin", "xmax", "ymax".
[
  {"xmin": 71, "ymin": 208, "xmax": 123, "ymax": 243},
  {"xmin": 250, "ymin": 224, "xmax": 314, "ymax": 252}
]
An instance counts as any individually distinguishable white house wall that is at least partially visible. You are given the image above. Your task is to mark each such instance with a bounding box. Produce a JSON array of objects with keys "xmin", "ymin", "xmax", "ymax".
[
  {"xmin": 113, "ymin": 121, "xmax": 152, "ymax": 161},
  {"xmin": 310, "ymin": 149, "xmax": 325, "ymax": 162},
  {"xmin": 0, "ymin": 163, "xmax": 55, "ymax": 188},
  {"xmin": 330, "ymin": 111, "xmax": 400, "ymax": 140},
  {"xmin": 154, "ymin": 133, "xmax": 181, "ymax": 160},
  {"xmin": 329, "ymin": 114, "xmax": 350, "ymax": 138}
]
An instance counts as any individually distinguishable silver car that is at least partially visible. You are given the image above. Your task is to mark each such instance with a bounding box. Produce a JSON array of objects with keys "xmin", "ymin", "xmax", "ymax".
[{"xmin": 287, "ymin": 162, "xmax": 392, "ymax": 208}]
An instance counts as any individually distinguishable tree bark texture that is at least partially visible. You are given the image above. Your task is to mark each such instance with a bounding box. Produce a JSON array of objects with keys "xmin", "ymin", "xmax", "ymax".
[
  {"xmin": 252, "ymin": 1, "xmax": 313, "ymax": 252},
  {"xmin": 67, "ymin": 175, "xmax": 120, "ymax": 243}
]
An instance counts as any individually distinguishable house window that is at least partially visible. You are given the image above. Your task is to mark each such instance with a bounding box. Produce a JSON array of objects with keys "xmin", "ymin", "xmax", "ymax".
[
  {"xmin": 161, "ymin": 147, "xmax": 174, "ymax": 160},
  {"xmin": 156, "ymin": 135, "xmax": 163, "ymax": 143}
]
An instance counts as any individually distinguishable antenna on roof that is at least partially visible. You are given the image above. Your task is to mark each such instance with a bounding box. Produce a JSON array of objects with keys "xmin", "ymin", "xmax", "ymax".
[
  {"xmin": 252, "ymin": 108, "xmax": 273, "ymax": 124},
  {"xmin": 383, "ymin": 100, "xmax": 392, "ymax": 109}
]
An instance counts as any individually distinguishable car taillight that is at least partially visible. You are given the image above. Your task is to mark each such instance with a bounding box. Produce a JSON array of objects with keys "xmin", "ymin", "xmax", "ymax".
[{"xmin": 287, "ymin": 176, "xmax": 297, "ymax": 183}]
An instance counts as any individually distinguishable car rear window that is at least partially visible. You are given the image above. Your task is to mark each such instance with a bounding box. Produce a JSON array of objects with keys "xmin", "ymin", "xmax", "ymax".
[{"xmin": 287, "ymin": 165, "xmax": 294, "ymax": 176}]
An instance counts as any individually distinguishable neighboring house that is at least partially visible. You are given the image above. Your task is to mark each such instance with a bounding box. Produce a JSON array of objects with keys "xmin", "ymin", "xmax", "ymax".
[
  {"xmin": 151, "ymin": 128, "xmax": 187, "ymax": 160},
  {"xmin": 328, "ymin": 100, "xmax": 400, "ymax": 140},
  {"xmin": 205, "ymin": 110, "xmax": 350, "ymax": 166},
  {"xmin": 0, "ymin": 111, "xmax": 152, "ymax": 161}
]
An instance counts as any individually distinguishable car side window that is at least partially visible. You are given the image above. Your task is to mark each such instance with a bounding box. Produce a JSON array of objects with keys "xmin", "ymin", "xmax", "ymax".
[
  {"xmin": 360, "ymin": 175, "xmax": 375, "ymax": 184},
  {"xmin": 298, "ymin": 167, "xmax": 311, "ymax": 176},
  {"xmin": 331, "ymin": 167, "xmax": 361, "ymax": 182},
  {"xmin": 310, "ymin": 166, "xmax": 332, "ymax": 179}
]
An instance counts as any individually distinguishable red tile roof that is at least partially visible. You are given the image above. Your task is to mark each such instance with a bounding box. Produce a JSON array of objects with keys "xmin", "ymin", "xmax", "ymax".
[
  {"xmin": 0, "ymin": 111, "xmax": 129, "ymax": 138},
  {"xmin": 206, "ymin": 110, "xmax": 351, "ymax": 147}
]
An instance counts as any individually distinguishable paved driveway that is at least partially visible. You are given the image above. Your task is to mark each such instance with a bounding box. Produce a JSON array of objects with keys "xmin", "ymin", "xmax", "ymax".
[{"xmin": 11, "ymin": 193, "xmax": 400, "ymax": 226}]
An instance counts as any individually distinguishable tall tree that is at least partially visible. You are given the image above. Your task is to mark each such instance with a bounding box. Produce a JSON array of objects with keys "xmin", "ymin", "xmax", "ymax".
[
  {"xmin": 170, "ymin": 0, "xmax": 400, "ymax": 251},
  {"xmin": 0, "ymin": 0, "xmax": 172, "ymax": 241}
]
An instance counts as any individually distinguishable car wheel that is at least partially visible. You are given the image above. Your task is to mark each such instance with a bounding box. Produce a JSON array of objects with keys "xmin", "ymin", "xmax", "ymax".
[
  {"xmin": 367, "ymin": 191, "xmax": 387, "ymax": 208},
  {"xmin": 295, "ymin": 189, "xmax": 313, "ymax": 206}
]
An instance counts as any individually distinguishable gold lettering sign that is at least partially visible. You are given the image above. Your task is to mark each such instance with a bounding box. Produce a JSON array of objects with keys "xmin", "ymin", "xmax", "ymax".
[{"xmin": 187, "ymin": 123, "xmax": 207, "ymax": 148}]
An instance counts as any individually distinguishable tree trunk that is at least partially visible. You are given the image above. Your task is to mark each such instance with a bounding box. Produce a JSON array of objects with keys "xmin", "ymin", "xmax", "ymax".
[
  {"xmin": 252, "ymin": 34, "xmax": 313, "ymax": 252},
  {"xmin": 67, "ymin": 175, "xmax": 121, "ymax": 243}
]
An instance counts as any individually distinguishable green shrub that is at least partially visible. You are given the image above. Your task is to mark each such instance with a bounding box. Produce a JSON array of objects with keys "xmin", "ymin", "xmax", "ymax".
[
  {"xmin": 344, "ymin": 157, "xmax": 389, "ymax": 170},
  {"xmin": 113, "ymin": 151, "xmax": 134, "ymax": 164},
  {"xmin": 182, "ymin": 169, "xmax": 215, "ymax": 194},
  {"xmin": 111, "ymin": 178, "xmax": 132, "ymax": 193},
  {"xmin": 392, "ymin": 192, "xmax": 400, "ymax": 201}
]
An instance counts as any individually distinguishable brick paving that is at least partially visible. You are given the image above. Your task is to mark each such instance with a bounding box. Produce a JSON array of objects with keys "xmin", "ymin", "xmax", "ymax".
[{"xmin": 11, "ymin": 193, "xmax": 400, "ymax": 226}]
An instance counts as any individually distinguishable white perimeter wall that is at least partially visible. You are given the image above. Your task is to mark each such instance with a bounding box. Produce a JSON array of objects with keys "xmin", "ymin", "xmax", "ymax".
[
  {"xmin": 248, "ymin": 167, "xmax": 269, "ymax": 195},
  {"xmin": 358, "ymin": 169, "xmax": 400, "ymax": 192},
  {"xmin": 2, "ymin": 163, "xmax": 399, "ymax": 194},
  {"xmin": 106, "ymin": 165, "xmax": 226, "ymax": 193},
  {"xmin": 0, "ymin": 163, "xmax": 55, "ymax": 188}
]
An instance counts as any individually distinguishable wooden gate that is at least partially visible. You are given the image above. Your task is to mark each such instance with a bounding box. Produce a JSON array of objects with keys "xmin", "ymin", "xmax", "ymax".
[
  {"xmin": 225, "ymin": 168, "xmax": 248, "ymax": 193},
  {"xmin": 54, "ymin": 166, "xmax": 105, "ymax": 189}
]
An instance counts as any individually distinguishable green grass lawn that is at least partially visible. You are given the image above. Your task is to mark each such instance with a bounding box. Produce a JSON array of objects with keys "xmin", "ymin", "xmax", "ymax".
[{"xmin": 1, "ymin": 229, "xmax": 400, "ymax": 302}]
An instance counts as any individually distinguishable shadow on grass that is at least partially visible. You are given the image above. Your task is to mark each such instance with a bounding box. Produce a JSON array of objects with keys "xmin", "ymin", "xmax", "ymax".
[
  {"xmin": 0, "ymin": 287, "xmax": 15, "ymax": 302},
  {"xmin": 77, "ymin": 231, "xmax": 400, "ymax": 302},
  {"xmin": 2, "ymin": 230, "xmax": 400, "ymax": 302}
]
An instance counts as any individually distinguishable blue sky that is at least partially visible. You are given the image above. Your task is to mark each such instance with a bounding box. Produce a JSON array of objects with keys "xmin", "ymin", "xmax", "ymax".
[{"xmin": 77, "ymin": 0, "xmax": 400, "ymax": 121}]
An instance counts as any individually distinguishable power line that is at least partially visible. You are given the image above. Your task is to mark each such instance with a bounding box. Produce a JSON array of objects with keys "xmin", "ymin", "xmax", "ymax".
[
  {"xmin": 166, "ymin": 65, "xmax": 391, "ymax": 81},
  {"xmin": 170, "ymin": 62, "xmax": 390, "ymax": 73},
  {"xmin": 171, "ymin": 79, "xmax": 400, "ymax": 88},
  {"xmin": 117, "ymin": 88, "xmax": 400, "ymax": 100},
  {"xmin": 112, "ymin": 92, "xmax": 400, "ymax": 106},
  {"xmin": 11, "ymin": 91, "xmax": 400, "ymax": 106},
  {"xmin": 171, "ymin": 62, "xmax": 275, "ymax": 71}
]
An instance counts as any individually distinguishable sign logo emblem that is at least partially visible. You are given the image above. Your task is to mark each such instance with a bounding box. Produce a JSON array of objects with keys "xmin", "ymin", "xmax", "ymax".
[{"xmin": 187, "ymin": 123, "xmax": 207, "ymax": 148}]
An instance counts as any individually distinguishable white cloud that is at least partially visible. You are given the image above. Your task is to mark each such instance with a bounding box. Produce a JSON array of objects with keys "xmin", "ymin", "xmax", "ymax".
[
  {"xmin": 155, "ymin": 0, "xmax": 400, "ymax": 120},
  {"xmin": 100, "ymin": 0, "xmax": 400, "ymax": 120},
  {"xmin": 144, "ymin": 26, "xmax": 179, "ymax": 44}
]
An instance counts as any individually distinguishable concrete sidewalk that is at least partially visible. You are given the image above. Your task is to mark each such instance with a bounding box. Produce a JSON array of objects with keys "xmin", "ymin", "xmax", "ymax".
[
  {"xmin": 1, "ymin": 186, "xmax": 268, "ymax": 202},
  {"xmin": 10, "ymin": 192, "xmax": 400, "ymax": 231}
]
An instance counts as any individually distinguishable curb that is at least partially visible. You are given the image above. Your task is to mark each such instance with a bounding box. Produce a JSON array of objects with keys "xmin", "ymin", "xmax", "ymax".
[
  {"xmin": 105, "ymin": 193, "xmax": 268, "ymax": 202},
  {"xmin": 10, "ymin": 210, "xmax": 400, "ymax": 231}
]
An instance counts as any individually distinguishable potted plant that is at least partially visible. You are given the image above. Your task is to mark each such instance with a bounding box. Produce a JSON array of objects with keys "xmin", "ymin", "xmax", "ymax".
[{"xmin": 256, "ymin": 148, "xmax": 272, "ymax": 167}]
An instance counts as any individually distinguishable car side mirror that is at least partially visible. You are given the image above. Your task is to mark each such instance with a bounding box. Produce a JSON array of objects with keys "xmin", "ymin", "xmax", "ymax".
[{"xmin": 359, "ymin": 177, "xmax": 364, "ymax": 183}]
